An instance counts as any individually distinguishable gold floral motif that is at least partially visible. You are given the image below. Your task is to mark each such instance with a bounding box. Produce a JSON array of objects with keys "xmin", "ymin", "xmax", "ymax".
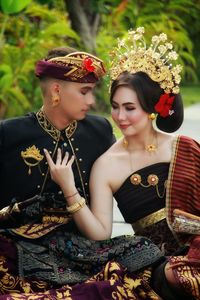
[
  {"xmin": 130, "ymin": 174, "xmax": 141, "ymax": 185},
  {"xmin": 146, "ymin": 143, "xmax": 157, "ymax": 152},
  {"xmin": 147, "ymin": 174, "xmax": 159, "ymax": 186}
]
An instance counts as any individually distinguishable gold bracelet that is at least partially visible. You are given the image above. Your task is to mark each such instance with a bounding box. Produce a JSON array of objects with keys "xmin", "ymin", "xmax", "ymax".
[
  {"xmin": 64, "ymin": 191, "xmax": 78, "ymax": 199},
  {"xmin": 66, "ymin": 197, "xmax": 86, "ymax": 214}
]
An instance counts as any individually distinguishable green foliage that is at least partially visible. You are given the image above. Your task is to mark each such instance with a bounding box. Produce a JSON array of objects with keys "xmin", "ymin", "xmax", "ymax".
[
  {"xmin": 0, "ymin": 0, "xmax": 32, "ymax": 14},
  {"xmin": 0, "ymin": 1, "xmax": 79, "ymax": 118}
]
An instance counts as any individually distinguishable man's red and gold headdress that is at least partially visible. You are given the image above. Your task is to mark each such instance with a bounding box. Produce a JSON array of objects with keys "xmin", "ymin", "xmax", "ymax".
[{"xmin": 35, "ymin": 51, "xmax": 106, "ymax": 83}]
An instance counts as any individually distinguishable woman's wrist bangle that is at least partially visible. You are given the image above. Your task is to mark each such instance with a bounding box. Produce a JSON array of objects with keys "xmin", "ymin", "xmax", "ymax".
[
  {"xmin": 64, "ymin": 190, "xmax": 78, "ymax": 199},
  {"xmin": 66, "ymin": 197, "xmax": 86, "ymax": 214}
]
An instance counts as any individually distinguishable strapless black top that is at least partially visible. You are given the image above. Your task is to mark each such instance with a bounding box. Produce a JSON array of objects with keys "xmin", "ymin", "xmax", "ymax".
[{"xmin": 113, "ymin": 162, "xmax": 169, "ymax": 224}]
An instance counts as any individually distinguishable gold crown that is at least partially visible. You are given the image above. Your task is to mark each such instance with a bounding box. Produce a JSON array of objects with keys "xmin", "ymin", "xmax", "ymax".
[{"xmin": 110, "ymin": 27, "xmax": 182, "ymax": 94}]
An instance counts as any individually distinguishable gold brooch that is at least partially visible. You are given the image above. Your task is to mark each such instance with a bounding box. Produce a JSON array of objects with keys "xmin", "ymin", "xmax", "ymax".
[
  {"xmin": 130, "ymin": 174, "xmax": 141, "ymax": 185},
  {"xmin": 130, "ymin": 173, "xmax": 166, "ymax": 198},
  {"xmin": 21, "ymin": 145, "xmax": 44, "ymax": 175}
]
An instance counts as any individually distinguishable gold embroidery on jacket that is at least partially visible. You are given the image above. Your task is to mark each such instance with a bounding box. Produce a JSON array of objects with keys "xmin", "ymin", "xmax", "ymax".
[{"xmin": 36, "ymin": 108, "xmax": 77, "ymax": 140}]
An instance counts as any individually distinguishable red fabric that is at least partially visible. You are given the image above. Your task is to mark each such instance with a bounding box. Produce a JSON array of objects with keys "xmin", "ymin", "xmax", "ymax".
[{"xmin": 166, "ymin": 135, "xmax": 200, "ymax": 244}]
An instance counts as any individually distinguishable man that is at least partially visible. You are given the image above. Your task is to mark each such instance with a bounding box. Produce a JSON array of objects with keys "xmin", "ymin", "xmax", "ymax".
[
  {"xmin": 0, "ymin": 47, "xmax": 115, "ymax": 210},
  {"xmin": 0, "ymin": 47, "xmax": 115, "ymax": 293}
]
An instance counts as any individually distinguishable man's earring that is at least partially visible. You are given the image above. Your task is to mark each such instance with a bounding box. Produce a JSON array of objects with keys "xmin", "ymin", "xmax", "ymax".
[
  {"xmin": 148, "ymin": 113, "xmax": 156, "ymax": 120},
  {"xmin": 52, "ymin": 94, "xmax": 60, "ymax": 107}
]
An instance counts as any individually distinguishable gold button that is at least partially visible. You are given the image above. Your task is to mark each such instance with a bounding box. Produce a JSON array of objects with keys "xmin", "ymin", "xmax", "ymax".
[
  {"xmin": 71, "ymin": 138, "xmax": 74, "ymax": 141},
  {"xmin": 64, "ymin": 143, "xmax": 67, "ymax": 147},
  {"xmin": 37, "ymin": 185, "xmax": 40, "ymax": 189},
  {"xmin": 53, "ymin": 141, "xmax": 56, "ymax": 144},
  {"xmin": 79, "ymin": 158, "xmax": 82, "ymax": 162},
  {"xmin": 75, "ymin": 148, "xmax": 79, "ymax": 151}
]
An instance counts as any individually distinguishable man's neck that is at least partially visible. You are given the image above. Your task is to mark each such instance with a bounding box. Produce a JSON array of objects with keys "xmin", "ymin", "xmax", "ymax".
[{"xmin": 41, "ymin": 106, "xmax": 71, "ymax": 130}]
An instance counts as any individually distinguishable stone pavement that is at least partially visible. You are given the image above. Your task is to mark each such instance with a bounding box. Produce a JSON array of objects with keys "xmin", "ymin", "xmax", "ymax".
[{"xmin": 112, "ymin": 103, "xmax": 200, "ymax": 237}]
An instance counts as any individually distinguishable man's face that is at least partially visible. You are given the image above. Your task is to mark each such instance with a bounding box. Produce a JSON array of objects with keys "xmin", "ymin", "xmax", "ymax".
[{"xmin": 57, "ymin": 81, "xmax": 96, "ymax": 122}]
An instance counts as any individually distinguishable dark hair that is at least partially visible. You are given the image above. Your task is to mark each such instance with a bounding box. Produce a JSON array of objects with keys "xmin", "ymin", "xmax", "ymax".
[
  {"xmin": 44, "ymin": 46, "xmax": 78, "ymax": 61},
  {"xmin": 110, "ymin": 71, "xmax": 184, "ymax": 133}
]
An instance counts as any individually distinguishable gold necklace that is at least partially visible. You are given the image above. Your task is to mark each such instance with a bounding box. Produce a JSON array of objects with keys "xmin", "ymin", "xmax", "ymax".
[
  {"xmin": 147, "ymin": 131, "xmax": 158, "ymax": 152},
  {"xmin": 122, "ymin": 136, "xmax": 166, "ymax": 199},
  {"xmin": 123, "ymin": 132, "xmax": 158, "ymax": 153}
]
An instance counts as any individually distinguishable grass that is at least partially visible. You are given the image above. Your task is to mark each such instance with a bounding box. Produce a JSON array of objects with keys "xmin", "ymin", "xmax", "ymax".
[{"xmin": 99, "ymin": 84, "xmax": 200, "ymax": 139}]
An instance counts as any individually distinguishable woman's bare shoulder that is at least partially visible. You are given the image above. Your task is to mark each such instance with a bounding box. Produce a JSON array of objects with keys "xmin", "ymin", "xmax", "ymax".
[{"xmin": 94, "ymin": 139, "xmax": 122, "ymax": 165}]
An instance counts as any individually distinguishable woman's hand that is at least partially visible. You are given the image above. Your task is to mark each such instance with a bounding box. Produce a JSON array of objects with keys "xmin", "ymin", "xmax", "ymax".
[{"xmin": 44, "ymin": 148, "xmax": 76, "ymax": 193}]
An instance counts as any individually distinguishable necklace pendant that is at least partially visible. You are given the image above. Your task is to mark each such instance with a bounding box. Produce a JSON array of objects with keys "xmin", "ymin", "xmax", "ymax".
[{"xmin": 146, "ymin": 144, "xmax": 157, "ymax": 152}]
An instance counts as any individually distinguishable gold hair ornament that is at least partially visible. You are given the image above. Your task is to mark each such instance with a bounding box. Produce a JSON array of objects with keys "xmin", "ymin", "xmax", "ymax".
[{"xmin": 110, "ymin": 27, "xmax": 182, "ymax": 94}]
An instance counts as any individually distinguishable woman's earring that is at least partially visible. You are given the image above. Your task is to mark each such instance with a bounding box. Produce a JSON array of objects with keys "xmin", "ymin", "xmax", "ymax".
[
  {"xmin": 52, "ymin": 94, "xmax": 60, "ymax": 107},
  {"xmin": 148, "ymin": 113, "xmax": 156, "ymax": 120}
]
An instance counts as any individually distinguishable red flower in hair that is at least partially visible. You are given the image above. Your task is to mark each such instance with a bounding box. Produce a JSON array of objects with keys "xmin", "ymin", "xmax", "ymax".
[
  {"xmin": 154, "ymin": 93, "xmax": 175, "ymax": 118},
  {"xmin": 83, "ymin": 57, "xmax": 95, "ymax": 72}
]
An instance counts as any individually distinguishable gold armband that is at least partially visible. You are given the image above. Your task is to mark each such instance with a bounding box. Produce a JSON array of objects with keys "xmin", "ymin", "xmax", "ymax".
[{"xmin": 66, "ymin": 197, "xmax": 86, "ymax": 214}]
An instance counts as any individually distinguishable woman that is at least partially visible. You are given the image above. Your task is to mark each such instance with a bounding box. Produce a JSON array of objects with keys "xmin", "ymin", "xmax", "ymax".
[{"xmin": 44, "ymin": 28, "xmax": 200, "ymax": 300}]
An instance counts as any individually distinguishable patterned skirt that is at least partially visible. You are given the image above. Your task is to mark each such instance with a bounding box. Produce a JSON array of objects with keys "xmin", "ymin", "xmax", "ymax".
[{"xmin": 0, "ymin": 230, "xmax": 163, "ymax": 297}]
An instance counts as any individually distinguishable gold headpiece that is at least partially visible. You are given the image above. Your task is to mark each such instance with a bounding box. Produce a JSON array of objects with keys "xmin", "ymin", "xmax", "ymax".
[
  {"xmin": 49, "ymin": 52, "xmax": 105, "ymax": 80},
  {"xmin": 110, "ymin": 27, "xmax": 182, "ymax": 94},
  {"xmin": 36, "ymin": 52, "xmax": 106, "ymax": 83}
]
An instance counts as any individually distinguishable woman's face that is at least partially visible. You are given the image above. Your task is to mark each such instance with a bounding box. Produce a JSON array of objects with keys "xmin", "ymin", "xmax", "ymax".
[{"xmin": 111, "ymin": 86, "xmax": 150, "ymax": 136}]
